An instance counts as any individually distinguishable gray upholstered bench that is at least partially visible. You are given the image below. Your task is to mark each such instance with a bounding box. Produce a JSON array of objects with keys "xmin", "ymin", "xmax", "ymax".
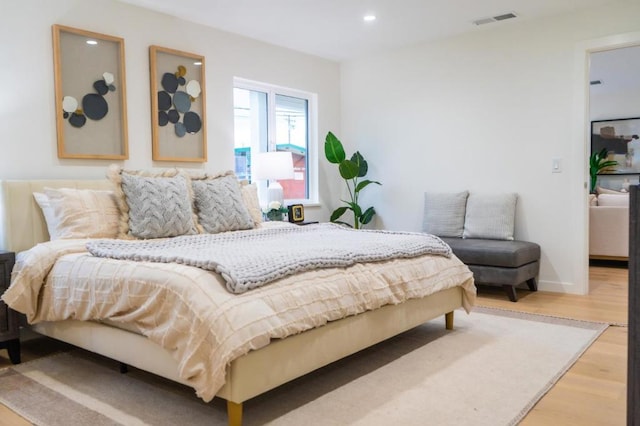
[
  {"xmin": 422, "ymin": 190, "xmax": 541, "ymax": 302},
  {"xmin": 440, "ymin": 237, "xmax": 540, "ymax": 302}
]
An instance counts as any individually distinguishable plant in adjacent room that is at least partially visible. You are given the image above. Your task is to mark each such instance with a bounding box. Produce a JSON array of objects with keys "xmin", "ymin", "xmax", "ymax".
[
  {"xmin": 589, "ymin": 148, "xmax": 618, "ymax": 193},
  {"xmin": 324, "ymin": 131, "xmax": 381, "ymax": 229}
]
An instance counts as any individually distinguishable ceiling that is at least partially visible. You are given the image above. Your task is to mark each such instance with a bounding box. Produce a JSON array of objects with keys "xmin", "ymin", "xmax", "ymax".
[{"xmin": 118, "ymin": 0, "xmax": 623, "ymax": 61}]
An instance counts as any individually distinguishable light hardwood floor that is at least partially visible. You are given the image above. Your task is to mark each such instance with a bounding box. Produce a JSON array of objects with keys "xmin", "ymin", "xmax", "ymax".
[
  {"xmin": 0, "ymin": 265, "xmax": 629, "ymax": 425},
  {"xmin": 478, "ymin": 264, "xmax": 628, "ymax": 426}
]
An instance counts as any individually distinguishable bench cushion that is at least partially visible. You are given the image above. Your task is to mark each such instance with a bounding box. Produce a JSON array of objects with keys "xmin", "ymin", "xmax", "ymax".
[
  {"xmin": 465, "ymin": 262, "xmax": 540, "ymax": 286},
  {"xmin": 440, "ymin": 237, "xmax": 540, "ymax": 268}
]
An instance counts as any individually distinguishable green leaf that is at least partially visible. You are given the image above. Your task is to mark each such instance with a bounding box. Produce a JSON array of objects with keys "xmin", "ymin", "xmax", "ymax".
[
  {"xmin": 590, "ymin": 148, "xmax": 618, "ymax": 176},
  {"xmin": 339, "ymin": 159, "xmax": 359, "ymax": 180},
  {"xmin": 346, "ymin": 201, "xmax": 362, "ymax": 217},
  {"xmin": 330, "ymin": 206, "xmax": 349, "ymax": 222},
  {"xmin": 350, "ymin": 152, "xmax": 368, "ymax": 177},
  {"xmin": 596, "ymin": 161, "xmax": 618, "ymax": 173},
  {"xmin": 360, "ymin": 207, "xmax": 376, "ymax": 225},
  {"xmin": 355, "ymin": 179, "xmax": 381, "ymax": 193},
  {"xmin": 324, "ymin": 132, "xmax": 345, "ymax": 164}
]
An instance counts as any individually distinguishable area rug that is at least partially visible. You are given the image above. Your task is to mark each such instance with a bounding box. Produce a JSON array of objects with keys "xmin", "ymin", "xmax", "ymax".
[{"xmin": 0, "ymin": 307, "xmax": 607, "ymax": 426}]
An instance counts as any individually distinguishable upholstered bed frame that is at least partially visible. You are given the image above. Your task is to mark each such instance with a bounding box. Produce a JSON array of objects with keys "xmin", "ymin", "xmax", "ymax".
[{"xmin": 0, "ymin": 179, "xmax": 464, "ymax": 426}]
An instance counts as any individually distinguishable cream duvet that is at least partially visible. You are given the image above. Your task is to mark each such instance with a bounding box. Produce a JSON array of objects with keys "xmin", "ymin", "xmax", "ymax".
[{"xmin": 2, "ymin": 235, "xmax": 475, "ymax": 402}]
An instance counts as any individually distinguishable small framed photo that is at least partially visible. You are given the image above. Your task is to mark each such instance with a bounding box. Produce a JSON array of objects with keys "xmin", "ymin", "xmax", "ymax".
[{"xmin": 288, "ymin": 204, "xmax": 305, "ymax": 223}]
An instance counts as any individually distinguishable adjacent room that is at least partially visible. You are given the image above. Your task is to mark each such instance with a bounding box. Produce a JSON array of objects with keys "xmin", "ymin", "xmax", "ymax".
[{"xmin": 0, "ymin": 0, "xmax": 639, "ymax": 425}]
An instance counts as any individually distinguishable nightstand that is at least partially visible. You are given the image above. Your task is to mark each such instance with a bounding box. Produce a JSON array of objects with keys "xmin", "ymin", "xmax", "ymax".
[{"xmin": 0, "ymin": 251, "xmax": 20, "ymax": 364}]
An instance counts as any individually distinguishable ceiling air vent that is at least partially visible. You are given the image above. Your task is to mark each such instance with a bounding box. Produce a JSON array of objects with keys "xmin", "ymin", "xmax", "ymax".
[{"xmin": 473, "ymin": 12, "xmax": 518, "ymax": 26}]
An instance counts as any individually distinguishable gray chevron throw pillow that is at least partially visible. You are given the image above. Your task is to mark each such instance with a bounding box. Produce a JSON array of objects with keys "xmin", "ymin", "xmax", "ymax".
[
  {"xmin": 192, "ymin": 175, "xmax": 255, "ymax": 233},
  {"xmin": 121, "ymin": 173, "xmax": 198, "ymax": 239}
]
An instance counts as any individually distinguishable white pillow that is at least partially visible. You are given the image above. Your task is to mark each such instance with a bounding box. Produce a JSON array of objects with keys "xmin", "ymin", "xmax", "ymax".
[
  {"xmin": 33, "ymin": 192, "xmax": 59, "ymax": 240},
  {"xmin": 241, "ymin": 182, "xmax": 262, "ymax": 225},
  {"xmin": 422, "ymin": 191, "xmax": 468, "ymax": 237},
  {"xmin": 463, "ymin": 193, "xmax": 517, "ymax": 240},
  {"xmin": 597, "ymin": 193, "xmax": 628, "ymax": 207},
  {"xmin": 34, "ymin": 188, "xmax": 120, "ymax": 240}
]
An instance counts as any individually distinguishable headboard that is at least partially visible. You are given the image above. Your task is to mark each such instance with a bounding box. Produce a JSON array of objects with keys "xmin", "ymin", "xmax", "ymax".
[{"xmin": 0, "ymin": 180, "xmax": 112, "ymax": 253}]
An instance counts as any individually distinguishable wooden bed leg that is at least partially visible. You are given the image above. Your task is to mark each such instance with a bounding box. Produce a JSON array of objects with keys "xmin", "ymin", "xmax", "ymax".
[
  {"xmin": 227, "ymin": 400, "xmax": 243, "ymax": 426},
  {"xmin": 445, "ymin": 311, "xmax": 454, "ymax": 330}
]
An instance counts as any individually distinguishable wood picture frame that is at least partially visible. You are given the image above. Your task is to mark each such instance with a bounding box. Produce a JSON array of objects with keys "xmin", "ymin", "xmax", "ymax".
[
  {"xmin": 52, "ymin": 25, "xmax": 128, "ymax": 160},
  {"xmin": 149, "ymin": 46, "xmax": 207, "ymax": 162},
  {"xmin": 591, "ymin": 117, "xmax": 640, "ymax": 175}
]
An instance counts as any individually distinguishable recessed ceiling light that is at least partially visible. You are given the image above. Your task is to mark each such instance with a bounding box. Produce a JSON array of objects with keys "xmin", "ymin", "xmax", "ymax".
[
  {"xmin": 363, "ymin": 15, "xmax": 376, "ymax": 22},
  {"xmin": 86, "ymin": 40, "xmax": 98, "ymax": 45}
]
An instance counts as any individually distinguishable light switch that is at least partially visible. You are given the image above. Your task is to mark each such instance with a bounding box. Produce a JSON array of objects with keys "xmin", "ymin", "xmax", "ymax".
[{"xmin": 552, "ymin": 158, "xmax": 562, "ymax": 173}]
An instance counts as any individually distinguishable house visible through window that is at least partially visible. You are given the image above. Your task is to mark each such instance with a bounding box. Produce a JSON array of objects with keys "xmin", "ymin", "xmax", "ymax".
[{"xmin": 233, "ymin": 78, "xmax": 316, "ymax": 204}]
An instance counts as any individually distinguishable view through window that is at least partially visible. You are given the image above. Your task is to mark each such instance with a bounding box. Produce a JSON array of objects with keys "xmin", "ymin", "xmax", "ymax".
[{"xmin": 233, "ymin": 80, "xmax": 314, "ymax": 203}]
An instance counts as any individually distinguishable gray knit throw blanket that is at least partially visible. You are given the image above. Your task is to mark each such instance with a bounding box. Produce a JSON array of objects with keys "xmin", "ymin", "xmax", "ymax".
[{"xmin": 86, "ymin": 223, "xmax": 452, "ymax": 294}]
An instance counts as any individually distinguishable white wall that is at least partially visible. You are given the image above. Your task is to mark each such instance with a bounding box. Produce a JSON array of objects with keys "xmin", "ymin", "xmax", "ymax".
[
  {"xmin": 0, "ymin": 0, "xmax": 341, "ymax": 222},
  {"xmin": 340, "ymin": 1, "xmax": 640, "ymax": 294}
]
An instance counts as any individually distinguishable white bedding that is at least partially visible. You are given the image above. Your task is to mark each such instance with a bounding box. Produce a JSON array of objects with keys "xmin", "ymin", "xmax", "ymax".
[{"xmin": 2, "ymin": 235, "xmax": 475, "ymax": 402}]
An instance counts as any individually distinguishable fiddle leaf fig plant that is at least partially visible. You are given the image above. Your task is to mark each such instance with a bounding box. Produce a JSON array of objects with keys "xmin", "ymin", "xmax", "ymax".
[
  {"xmin": 324, "ymin": 131, "xmax": 381, "ymax": 229},
  {"xmin": 589, "ymin": 148, "xmax": 618, "ymax": 193}
]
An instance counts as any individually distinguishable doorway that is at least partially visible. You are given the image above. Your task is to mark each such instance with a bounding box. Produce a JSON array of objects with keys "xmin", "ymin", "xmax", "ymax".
[{"xmin": 579, "ymin": 34, "xmax": 640, "ymax": 295}]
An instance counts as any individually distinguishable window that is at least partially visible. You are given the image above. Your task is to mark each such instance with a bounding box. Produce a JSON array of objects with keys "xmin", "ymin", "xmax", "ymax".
[{"xmin": 233, "ymin": 78, "xmax": 317, "ymax": 204}]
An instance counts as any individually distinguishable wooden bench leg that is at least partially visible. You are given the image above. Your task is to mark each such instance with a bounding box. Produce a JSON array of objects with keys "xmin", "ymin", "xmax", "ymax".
[
  {"xmin": 503, "ymin": 285, "xmax": 518, "ymax": 302},
  {"xmin": 445, "ymin": 311, "xmax": 454, "ymax": 330},
  {"xmin": 526, "ymin": 278, "xmax": 538, "ymax": 292},
  {"xmin": 227, "ymin": 400, "xmax": 243, "ymax": 426}
]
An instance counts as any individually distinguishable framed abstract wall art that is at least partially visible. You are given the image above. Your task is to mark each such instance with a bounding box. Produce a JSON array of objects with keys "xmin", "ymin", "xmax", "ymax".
[
  {"xmin": 591, "ymin": 117, "xmax": 640, "ymax": 175},
  {"xmin": 149, "ymin": 46, "xmax": 207, "ymax": 162},
  {"xmin": 52, "ymin": 25, "xmax": 129, "ymax": 159}
]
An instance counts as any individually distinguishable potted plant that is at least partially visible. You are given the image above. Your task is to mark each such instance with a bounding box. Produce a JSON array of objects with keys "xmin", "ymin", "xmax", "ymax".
[
  {"xmin": 262, "ymin": 201, "xmax": 288, "ymax": 221},
  {"xmin": 589, "ymin": 148, "xmax": 618, "ymax": 193},
  {"xmin": 324, "ymin": 131, "xmax": 381, "ymax": 229}
]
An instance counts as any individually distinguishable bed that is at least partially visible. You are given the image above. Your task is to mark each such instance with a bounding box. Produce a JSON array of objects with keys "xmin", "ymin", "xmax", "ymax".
[{"xmin": 0, "ymin": 177, "xmax": 475, "ymax": 425}]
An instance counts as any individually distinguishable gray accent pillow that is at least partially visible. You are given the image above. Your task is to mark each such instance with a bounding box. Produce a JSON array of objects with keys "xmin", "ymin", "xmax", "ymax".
[
  {"xmin": 463, "ymin": 193, "xmax": 518, "ymax": 240},
  {"xmin": 192, "ymin": 175, "xmax": 255, "ymax": 234},
  {"xmin": 121, "ymin": 174, "xmax": 198, "ymax": 239},
  {"xmin": 422, "ymin": 191, "xmax": 469, "ymax": 237}
]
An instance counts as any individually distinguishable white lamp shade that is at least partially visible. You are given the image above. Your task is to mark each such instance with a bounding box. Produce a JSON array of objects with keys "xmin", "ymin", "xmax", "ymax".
[{"xmin": 252, "ymin": 151, "xmax": 294, "ymax": 181}]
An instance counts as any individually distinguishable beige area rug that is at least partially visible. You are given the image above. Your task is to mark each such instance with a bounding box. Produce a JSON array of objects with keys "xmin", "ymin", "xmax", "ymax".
[{"xmin": 0, "ymin": 307, "xmax": 607, "ymax": 426}]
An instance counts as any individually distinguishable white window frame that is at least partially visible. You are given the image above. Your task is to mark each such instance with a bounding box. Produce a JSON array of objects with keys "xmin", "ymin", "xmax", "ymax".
[{"xmin": 233, "ymin": 77, "xmax": 319, "ymax": 205}]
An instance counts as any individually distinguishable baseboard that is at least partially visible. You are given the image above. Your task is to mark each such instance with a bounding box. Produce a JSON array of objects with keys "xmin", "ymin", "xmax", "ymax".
[{"xmin": 536, "ymin": 280, "xmax": 584, "ymax": 295}]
